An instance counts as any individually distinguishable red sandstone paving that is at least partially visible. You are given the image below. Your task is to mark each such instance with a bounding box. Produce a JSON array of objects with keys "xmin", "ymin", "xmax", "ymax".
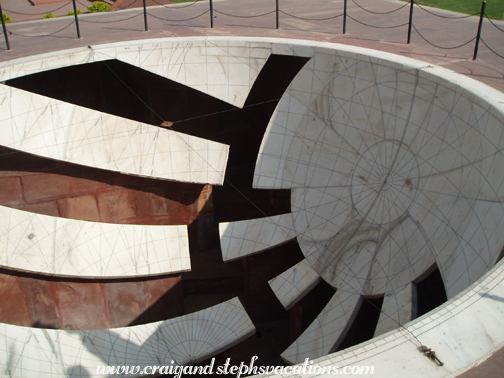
[
  {"xmin": 13, "ymin": 200, "xmax": 61, "ymax": 216},
  {"xmin": 134, "ymin": 187, "xmax": 182, "ymax": 217},
  {"xmin": 20, "ymin": 278, "xmax": 62, "ymax": 329},
  {"xmin": 0, "ymin": 177, "xmax": 23, "ymax": 206},
  {"xmin": 57, "ymin": 193, "xmax": 101, "ymax": 222},
  {"xmin": 103, "ymin": 277, "xmax": 183, "ymax": 326},
  {"xmin": 21, "ymin": 173, "xmax": 71, "ymax": 202},
  {"xmin": 54, "ymin": 281, "xmax": 112, "ymax": 329},
  {"xmin": 0, "ymin": 276, "xmax": 32, "ymax": 327},
  {"xmin": 96, "ymin": 188, "xmax": 138, "ymax": 222}
]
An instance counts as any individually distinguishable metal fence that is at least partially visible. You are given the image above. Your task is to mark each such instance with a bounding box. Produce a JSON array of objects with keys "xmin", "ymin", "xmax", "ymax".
[{"xmin": 0, "ymin": 0, "xmax": 503, "ymax": 63}]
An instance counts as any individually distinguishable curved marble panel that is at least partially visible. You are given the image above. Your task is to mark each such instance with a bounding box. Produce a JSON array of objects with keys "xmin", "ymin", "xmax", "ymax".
[
  {"xmin": 251, "ymin": 42, "xmax": 504, "ymax": 363},
  {"xmin": 0, "ymin": 84, "xmax": 229, "ymax": 186},
  {"xmin": 0, "ymin": 297, "xmax": 254, "ymax": 377},
  {"xmin": 281, "ymin": 289, "xmax": 362, "ymax": 365},
  {"xmin": 219, "ymin": 214, "xmax": 296, "ymax": 261},
  {"xmin": 0, "ymin": 205, "xmax": 189, "ymax": 277},
  {"xmin": 254, "ymin": 50, "xmax": 504, "ymax": 290},
  {"xmin": 268, "ymin": 259, "xmax": 321, "ymax": 310}
]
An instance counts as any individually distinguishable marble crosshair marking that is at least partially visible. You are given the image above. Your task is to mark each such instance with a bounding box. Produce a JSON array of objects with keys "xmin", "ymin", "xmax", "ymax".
[{"xmin": 221, "ymin": 45, "xmax": 504, "ymax": 364}]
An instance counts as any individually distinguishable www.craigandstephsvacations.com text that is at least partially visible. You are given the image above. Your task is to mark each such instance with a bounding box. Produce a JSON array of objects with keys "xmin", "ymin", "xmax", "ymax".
[{"xmin": 96, "ymin": 356, "xmax": 376, "ymax": 377}]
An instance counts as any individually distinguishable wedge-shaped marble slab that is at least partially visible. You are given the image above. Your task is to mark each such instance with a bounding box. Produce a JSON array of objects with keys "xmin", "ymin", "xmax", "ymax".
[
  {"xmin": 281, "ymin": 290, "xmax": 362, "ymax": 364},
  {"xmin": 269, "ymin": 259, "xmax": 321, "ymax": 310},
  {"xmin": 0, "ymin": 85, "xmax": 229, "ymax": 185},
  {"xmin": 0, "ymin": 205, "xmax": 190, "ymax": 277},
  {"xmin": 219, "ymin": 213, "xmax": 296, "ymax": 261}
]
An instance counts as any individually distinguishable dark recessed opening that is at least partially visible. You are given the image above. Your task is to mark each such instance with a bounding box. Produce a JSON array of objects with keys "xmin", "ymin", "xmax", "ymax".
[
  {"xmin": 335, "ymin": 295, "xmax": 383, "ymax": 352},
  {"xmin": 414, "ymin": 265, "xmax": 447, "ymax": 317}
]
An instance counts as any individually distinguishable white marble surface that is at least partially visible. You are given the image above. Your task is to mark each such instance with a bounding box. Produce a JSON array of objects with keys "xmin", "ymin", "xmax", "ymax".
[
  {"xmin": 249, "ymin": 42, "xmax": 504, "ymax": 362},
  {"xmin": 219, "ymin": 214, "xmax": 296, "ymax": 261},
  {"xmin": 106, "ymin": 39, "xmax": 270, "ymax": 108},
  {"xmin": 0, "ymin": 84, "xmax": 229, "ymax": 186},
  {"xmin": 0, "ymin": 297, "xmax": 254, "ymax": 377},
  {"xmin": 0, "ymin": 205, "xmax": 190, "ymax": 277},
  {"xmin": 268, "ymin": 259, "xmax": 321, "ymax": 310}
]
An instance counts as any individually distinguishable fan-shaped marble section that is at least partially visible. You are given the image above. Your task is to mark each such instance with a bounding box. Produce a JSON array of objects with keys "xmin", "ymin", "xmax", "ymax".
[
  {"xmin": 0, "ymin": 85, "xmax": 228, "ymax": 186},
  {"xmin": 0, "ymin": 297, "xmax": 254, "ymax": 377},
  {"xmin": 254, "ymin": 46, "xmax": 504, "ymax": 300},
  {"xmin": 219, "ymin": 214, "xmax": 296, "ymax": 261},
  {"xmin": 0, "ymin": 205, "xmax": 190, "ymax": 277}
]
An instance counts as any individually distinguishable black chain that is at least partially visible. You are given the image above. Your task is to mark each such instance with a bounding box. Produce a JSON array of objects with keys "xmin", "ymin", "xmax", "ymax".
[
  {"xmin": 152, "ymin": 0, "xmax": 203, "ymax": 9},
  {"xmin": 486, "ymin": 15, "xmax": 504, "ymax": 33},
  {"xmin": 9, "ymin": 20, "xmax": 75, "ymax": 37},
  {"xmin": 280, "ymin": 10, "xmax": 343, "ymax": 20},
  {"xmin": 351, "ymin": 0, "xmax": 409, "ymax": 15},
  {"xmin": 412, "ymin": 24, "xmax": 476, "ymax": 49},
  {"xmin": 348, "ymin": 14, "xmax": 408, "ymax": 28},
  {"xmin": 415, "ymin": 2, "xmax": 478, "ymax": 19},
  {"xmin": 213, "ymin": 9, "xmax": 275, "ymax": 18},
  {"xmin": 80, "ymin": 12, "xmax": 142, "ymax": 23},
  {"xmin": 147, "ymin": 9, "xmax": 208, "ymax": 21},
  {"xmin": 481, "ymin": 37, "xmax": 504, "ymax": 59}
]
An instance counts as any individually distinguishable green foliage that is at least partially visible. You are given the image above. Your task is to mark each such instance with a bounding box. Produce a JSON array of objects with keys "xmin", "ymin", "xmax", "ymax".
[
  {"xmin": 1, "ymin": 12, "xmax": 11, "ymax": 24},
  {"xmin": 411, "ymin": 0, "xmax": 503, "ymax": 20},
  {"xmin": 43, "ymin": 12, "xmax": 56, "ymax": 19},
  {"xmin": 87, "ymin": 1, "xmax": 111, "ymax": 13},
  {"xmin": 67, "ymin": 8, "xmax": 83, "ymax": 16}
]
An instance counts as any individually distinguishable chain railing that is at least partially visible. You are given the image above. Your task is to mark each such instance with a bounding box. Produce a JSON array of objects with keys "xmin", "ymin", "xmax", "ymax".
[{"xmin": 0, "ymin": 0, "xmax": 502, "ymax": 65}]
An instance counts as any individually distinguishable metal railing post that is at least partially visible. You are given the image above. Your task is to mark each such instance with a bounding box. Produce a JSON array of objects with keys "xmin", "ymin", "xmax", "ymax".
[
  {"xmin": 473, "ymin": 1, "xmax": 486, "ymax": 60},
  {"xmin": 407, "ymin": 0, "xmax": 414, "ymax": 43},
  {"xmin": 143, "ymin": 0, "xmax": 148, "ymax": 31},
  {"xmin": 72, "ymin": 0, "xmax": 81, "ymax": 38},
  {"xmin": 276, "ymin": 0, "xmax": 279, "ymax": 29},
  {"xmin": 210, "ymin": 0, "xmax": 213, "ymax": 28},
  {"xmin": 343, "ymin": 0, "xmax": 347, "ymax": 33},
  {"xmin": 0, "ymin": 2, "xmax": 10, "ymax": 50}
]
